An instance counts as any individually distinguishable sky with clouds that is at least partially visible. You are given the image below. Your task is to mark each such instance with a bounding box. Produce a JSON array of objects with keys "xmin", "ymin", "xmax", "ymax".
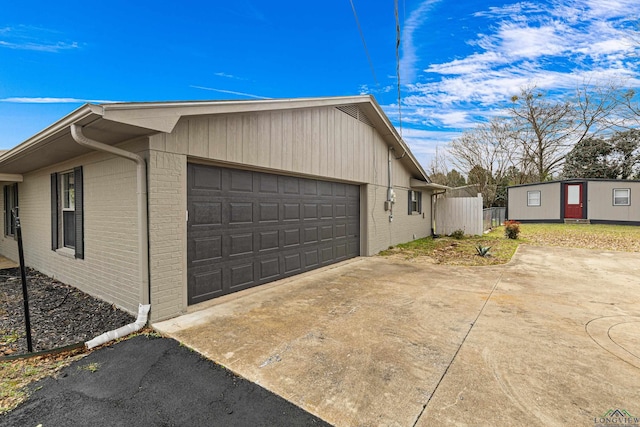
[{"xmin": 1, "ymin": 0, "xmax": 639, "ymax": 169}]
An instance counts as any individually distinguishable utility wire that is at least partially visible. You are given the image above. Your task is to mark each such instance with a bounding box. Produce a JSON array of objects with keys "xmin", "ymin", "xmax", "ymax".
[
  {"xmin": 395, "ymin": 0, "xmax": 403, "ymax": 138},
  {"xmin": 348, "ymin": 0, "xmax": 379, "ymax": 86}
]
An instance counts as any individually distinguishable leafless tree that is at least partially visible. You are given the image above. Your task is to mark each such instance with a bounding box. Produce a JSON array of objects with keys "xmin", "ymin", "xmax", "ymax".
[{"xmin": 507, "ymin": 83, "xmax": 626, "ymax": 181}]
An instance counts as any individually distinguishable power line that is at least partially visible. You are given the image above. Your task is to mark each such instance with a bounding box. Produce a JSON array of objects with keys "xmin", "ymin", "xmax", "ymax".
[
  {"xmin": 395, "ymin": 0, "xmax": 403, "ymax": 138},
  {"xmin": 348, "ymin": 0, "xmax": 378, "ymax": 86}
]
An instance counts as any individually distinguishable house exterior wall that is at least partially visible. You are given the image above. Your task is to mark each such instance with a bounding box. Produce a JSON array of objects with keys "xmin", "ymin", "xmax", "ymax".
[
  {"xmin": 147, "ymin": 150, "xmax": 188, "ymax": 321},
  {"xmin": 0, "ymin": 141, "xmax": 144, "ymax": 315},
  {"xmin": 508, "ymin": 183, "xmax": 561, "ymax": 221},
  {"xmin": 146, "ymin": 106, "xmax": 432, "ymax": 320},
  {"xmin": 587, "ymin": 181, "xmax": 640, "ymax": 223}
]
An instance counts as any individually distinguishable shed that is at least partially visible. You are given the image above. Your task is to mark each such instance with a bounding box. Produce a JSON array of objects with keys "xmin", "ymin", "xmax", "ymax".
[
  {"xmin": 507, "ymin": 179, "xmax": 640, "ymax": 225},
  {"xmin": 0, "ymin": 95, "xmax": 442, "ymax": 321}
]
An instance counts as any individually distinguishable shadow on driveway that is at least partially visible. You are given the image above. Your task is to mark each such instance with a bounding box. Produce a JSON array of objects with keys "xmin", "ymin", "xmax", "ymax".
[{"xmin": 0, "ymin": 335, "xmax": 330, "ymax": 427}]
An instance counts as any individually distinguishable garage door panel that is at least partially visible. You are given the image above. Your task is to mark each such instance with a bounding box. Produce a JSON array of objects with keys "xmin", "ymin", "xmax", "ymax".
[
  {"xmin": 230, "ymin": 263, "xmax": 254, "ymax": 288},
  {"xmin": 258, "ymin": 203, "xmax": 279, "ymax": 222},
  {"xmin": 229, "ymin": 233, "xmax": 253, "ymax": 257},
  {"xmin": 188, "ymin": 164, "xmax": 359, "ymax": 305},
  {"xmin": 193, "ymin": 236, "xmax": 222, "ymax": 262},
  {"xmin": 229, "ymin": 202, "xmax": 253, "ymax": 224},
  {"xmin": 283, "ymin": 204, "xmax": 300, "ymax": 221},
  {"xmin": 192, "ymin": 270, "xmax": 223, "ymax": 303},
  {"xmin": 192, "ymin": 202, "xmax": 222, "ymax": 225},
  {"xmin": 283, "ymin": 228, "xmax": 300, "ymax": 247},
  {"xmin": 193, "ymin": 166, "xmax": 222, "ymax": 190},
  {"xmin": 259, "ymin": 257, "xmax": 280, "ymax": 280},
  {"xmin": 229, "ymin": 169, "xmax": 253, "ymax": 192},
  {"xmin": 282, "ymin": 176, "xmax": 299, "ymax": 194},
  {"xmin": 258, "ymin": 231, "xmax": 279, "ymax": 251},
  {"xmin": 258, "ymin": 174, "xmax": 279, "ymax": 193},
  {"xmin": 284, "ymin": 253, "xmax": 301, "ymax": 273}
]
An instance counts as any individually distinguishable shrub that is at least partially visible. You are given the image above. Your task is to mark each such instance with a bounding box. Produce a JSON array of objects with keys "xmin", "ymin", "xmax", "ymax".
[
  {"xmin": 504, "ymin": 220, "xmax": 521, "ymax": 239},
  {"xmin": 450, "ymin": 229, "xmax": 465, "ymax": 240}
]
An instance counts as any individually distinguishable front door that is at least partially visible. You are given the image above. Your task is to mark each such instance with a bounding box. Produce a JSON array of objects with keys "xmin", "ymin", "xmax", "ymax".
[{"xmin": 564, "ymin": 183, "xmax": 583, "ymax": 219}]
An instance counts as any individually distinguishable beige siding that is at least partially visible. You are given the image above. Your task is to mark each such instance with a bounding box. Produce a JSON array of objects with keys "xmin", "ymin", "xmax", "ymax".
[
  {"xmin": 149, "ymin": 106, "xmax": 389, "ymax": 187},
  {"xmin": 587, "ymin": 181, "xmax": 640, "ymax": 222},
  {"xmin": 508, "ymin": 183, "xmax": 561, "ymax": 220},
  {"xmin": 0, "ymin": 146, "xmax": 142, "ymax": 315}
]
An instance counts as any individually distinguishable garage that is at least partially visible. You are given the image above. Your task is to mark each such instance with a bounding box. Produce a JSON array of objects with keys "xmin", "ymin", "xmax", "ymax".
[{"xmin": 187, "ymin": 163, "xmax": 360, "ymax": 304}]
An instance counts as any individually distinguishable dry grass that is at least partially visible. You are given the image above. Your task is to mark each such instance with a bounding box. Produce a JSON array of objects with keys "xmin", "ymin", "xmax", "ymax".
[
  {"xmin": 379, "ymin": 223, "xmax": 640, "ymax": 265},
  {"xmin": 379, "ymin": 228, "xmax": 520, "ymax": 266},
  {"xmin": 0, "ymin": 348, "xmax": 86, "ymax": 414},
  {"xmin": 520, "ymin": 223, "xmax": 640, "ymax": 252}
]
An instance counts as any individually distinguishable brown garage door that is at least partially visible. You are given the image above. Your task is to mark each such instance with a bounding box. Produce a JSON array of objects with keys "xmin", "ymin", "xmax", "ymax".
[{"xmin": 187, "ymin": 164, "xmax": 360, "ymax": 305}]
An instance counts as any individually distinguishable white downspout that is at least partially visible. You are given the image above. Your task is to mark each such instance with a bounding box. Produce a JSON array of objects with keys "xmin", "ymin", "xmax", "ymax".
[
  {"xmin": 85, "ymin": 303, "xmax": 150, "ymax": 349},
  {"xmin": 70, "ymin": 124, "xmax": 150, "ymax": 311}
]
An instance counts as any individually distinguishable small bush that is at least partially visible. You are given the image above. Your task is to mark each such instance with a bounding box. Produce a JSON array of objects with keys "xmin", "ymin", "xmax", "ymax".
[
  {"xmin": 504, "ymin": 220, "xmax": 521, "ymax": 239},
  {"xmin": 450, "ymin": 229, "xmax": 465, "ymax": 239}
]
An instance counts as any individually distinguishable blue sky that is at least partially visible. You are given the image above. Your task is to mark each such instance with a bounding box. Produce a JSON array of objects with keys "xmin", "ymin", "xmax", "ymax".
[{"xmin": 1, "ymin": 0, "xmax": 639, "ymax": 169}]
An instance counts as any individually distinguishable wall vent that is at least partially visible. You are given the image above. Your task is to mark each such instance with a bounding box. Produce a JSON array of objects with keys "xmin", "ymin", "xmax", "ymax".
[{"xmin": 336, "ymin": 105, "xmax": 373, "ymax": 127}]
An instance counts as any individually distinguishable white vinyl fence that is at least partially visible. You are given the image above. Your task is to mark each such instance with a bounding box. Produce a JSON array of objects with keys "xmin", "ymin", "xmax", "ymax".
[{"xmin": 435, "ymin": 193, "xmax": 483, "ymax": 236}]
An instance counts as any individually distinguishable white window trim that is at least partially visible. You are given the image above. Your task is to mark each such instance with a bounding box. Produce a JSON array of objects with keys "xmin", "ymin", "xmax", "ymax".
[
  {"xmin": 61, "ymin": 170, "xmax": 75, "ymax": 249},
  {"xmin": 613, "ymin": 188, "xmax": 630, "ymax": 206},
  {"xmin": 527, "ymin": 190, "xmax": 541, "ymax": 207}
]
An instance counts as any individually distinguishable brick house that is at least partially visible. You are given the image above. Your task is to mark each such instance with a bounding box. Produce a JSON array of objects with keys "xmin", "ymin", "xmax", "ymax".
[{"xmin": 0, "ymin": 96, "xmax": 443, "ymax": 321}]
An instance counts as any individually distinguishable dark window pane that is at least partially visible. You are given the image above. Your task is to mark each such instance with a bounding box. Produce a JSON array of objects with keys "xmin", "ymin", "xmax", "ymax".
[{"xmin": 63, "ymin": 211, "xmax": 75, "ymax": 248}]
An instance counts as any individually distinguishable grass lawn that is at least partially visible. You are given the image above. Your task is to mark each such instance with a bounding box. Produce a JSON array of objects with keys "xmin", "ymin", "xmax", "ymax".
[{"xmin": 379, "ymin": 223, "xmax": 640, "ymax": 265}]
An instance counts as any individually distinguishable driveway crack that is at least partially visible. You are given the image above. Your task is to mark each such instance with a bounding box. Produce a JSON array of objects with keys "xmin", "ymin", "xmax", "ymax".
[{"xmin": 411, "ymin": 272, "xmax": 504, "ymax": 427}]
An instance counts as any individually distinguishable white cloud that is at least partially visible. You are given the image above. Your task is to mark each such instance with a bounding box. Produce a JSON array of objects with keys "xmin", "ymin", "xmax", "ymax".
[
  {"xmin": 0, "ymin": 97, "xmax": 122, "ymax": 104},
  {"xmin": 0, "ymin": 25, "xmax": 79, "ymax": 52},
  {"xmin": 399, "ymin": 0, "xmax": 640, "ymax": 143},
  {"xmin": 400, "ymin": 0, "xmax": 442, "ymax": 84}
]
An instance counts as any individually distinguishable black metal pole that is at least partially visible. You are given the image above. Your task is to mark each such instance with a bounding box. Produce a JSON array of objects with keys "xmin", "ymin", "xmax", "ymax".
[{"xmin": 13, "ymin": 207, "xmax": 33, "ymax": 353}]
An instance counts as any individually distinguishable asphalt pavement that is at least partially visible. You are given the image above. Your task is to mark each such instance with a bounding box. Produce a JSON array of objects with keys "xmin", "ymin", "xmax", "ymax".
[{"xmin": 0, "ymin": 335, "xmax": 331, "ymax": 427}]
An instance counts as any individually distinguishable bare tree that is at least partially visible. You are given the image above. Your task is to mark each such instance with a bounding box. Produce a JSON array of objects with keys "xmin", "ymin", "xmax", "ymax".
[
  {"xmin": 448, "ymin": 117, "xmax": 516, "ymax": 205},
  {"xmin": 507, "ymin": 83, "xmax": 625, "ymax": 181}
]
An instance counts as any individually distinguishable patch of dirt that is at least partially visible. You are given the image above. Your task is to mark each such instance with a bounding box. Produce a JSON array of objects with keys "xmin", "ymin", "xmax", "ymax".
[{"xmin": 0, "ymin": 268, "xmax": 134, "ymax": 356}]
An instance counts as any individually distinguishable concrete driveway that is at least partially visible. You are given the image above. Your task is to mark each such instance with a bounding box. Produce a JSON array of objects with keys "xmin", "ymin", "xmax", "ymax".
[{"xmin": 154, "ymin": 246, "xmax": 640, "ymax": 427}]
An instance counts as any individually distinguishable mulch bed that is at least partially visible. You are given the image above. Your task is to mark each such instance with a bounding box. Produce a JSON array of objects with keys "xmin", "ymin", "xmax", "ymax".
[{"xmin": 0, "ymin": 268, "xmax": 135, "ymax": 356}]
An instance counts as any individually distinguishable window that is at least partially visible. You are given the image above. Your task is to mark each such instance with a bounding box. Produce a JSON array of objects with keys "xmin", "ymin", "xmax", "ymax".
[
  {"xmin": 61, "ymin": 172, "xmax": 75, "ymax": 248},
  {"xmin": 3, "ymin": 183, "xmax": 18, "ymax": 237},
  {"xmin": 408, "ymin": 190, "xmax": 422, "ymax": 214},
  {"xmin": 613, "ymin": 188, "xmax": 630, "ymax": 206},
  {"xmin": 51, "ymin": 167, "xmax": 84, "ymax": 258},
  {"xmin": 527, "ymin": 190, "xmax": 541, "ymax": 207}
]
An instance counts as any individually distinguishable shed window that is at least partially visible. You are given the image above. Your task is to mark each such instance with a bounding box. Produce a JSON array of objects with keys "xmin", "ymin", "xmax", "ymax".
[
  {"xmin": 527, "ymin": 190, "xmax": 541, "ymax": 207},
  {"xmin": 51, "ymin": 167, "xmax": 84, "ymax": 259},
  {"xmin": 613, "ymin": 188, "xmax": 630, "ymax": 206},
  {"xmin": 3, "ymin": 183, "xmax": 18, "ymax": 237},
  {"xmin": 408, "ymin": 190, "xmax": 422, "ymax": 214}
]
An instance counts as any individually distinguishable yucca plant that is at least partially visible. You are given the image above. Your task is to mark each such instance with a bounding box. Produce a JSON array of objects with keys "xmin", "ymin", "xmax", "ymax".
[{"xmin": 475, "ymin": 245, "xmax": 492, "ymax": 257}]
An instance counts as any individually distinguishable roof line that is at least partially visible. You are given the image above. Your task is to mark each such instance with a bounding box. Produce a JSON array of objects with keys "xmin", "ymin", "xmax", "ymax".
[{"xmin": 0, "ymin": 104, "xmax": 99, "ymax": 163}]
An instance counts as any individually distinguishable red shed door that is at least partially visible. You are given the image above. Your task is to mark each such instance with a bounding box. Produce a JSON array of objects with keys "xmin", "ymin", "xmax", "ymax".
[{"xmin": 564, "ymin": 183, "xmax": 583, "ymax": 219}]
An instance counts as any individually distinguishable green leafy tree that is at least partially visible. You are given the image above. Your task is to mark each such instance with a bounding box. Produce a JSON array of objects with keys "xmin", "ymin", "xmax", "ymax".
[
  {"xmin": 563, "ymin": 137, "xmax": 614, "ymax": 178},
  {"xmin": 446, "ymin": 169, "xmax": 466, "ymax": 187},
  {"xmin": 609, "ymin": 129, "xmax": 640, "ymax": 179}
]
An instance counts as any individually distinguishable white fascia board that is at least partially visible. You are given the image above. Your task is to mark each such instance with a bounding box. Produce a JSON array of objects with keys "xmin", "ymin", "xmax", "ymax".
[
  {"xmin": 0, "ymin": 104, "xmax": 97, "ymax": 163},
  {"xmin": 98, "ymin": 96, "xmax": 374, "ymax": 133}
]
